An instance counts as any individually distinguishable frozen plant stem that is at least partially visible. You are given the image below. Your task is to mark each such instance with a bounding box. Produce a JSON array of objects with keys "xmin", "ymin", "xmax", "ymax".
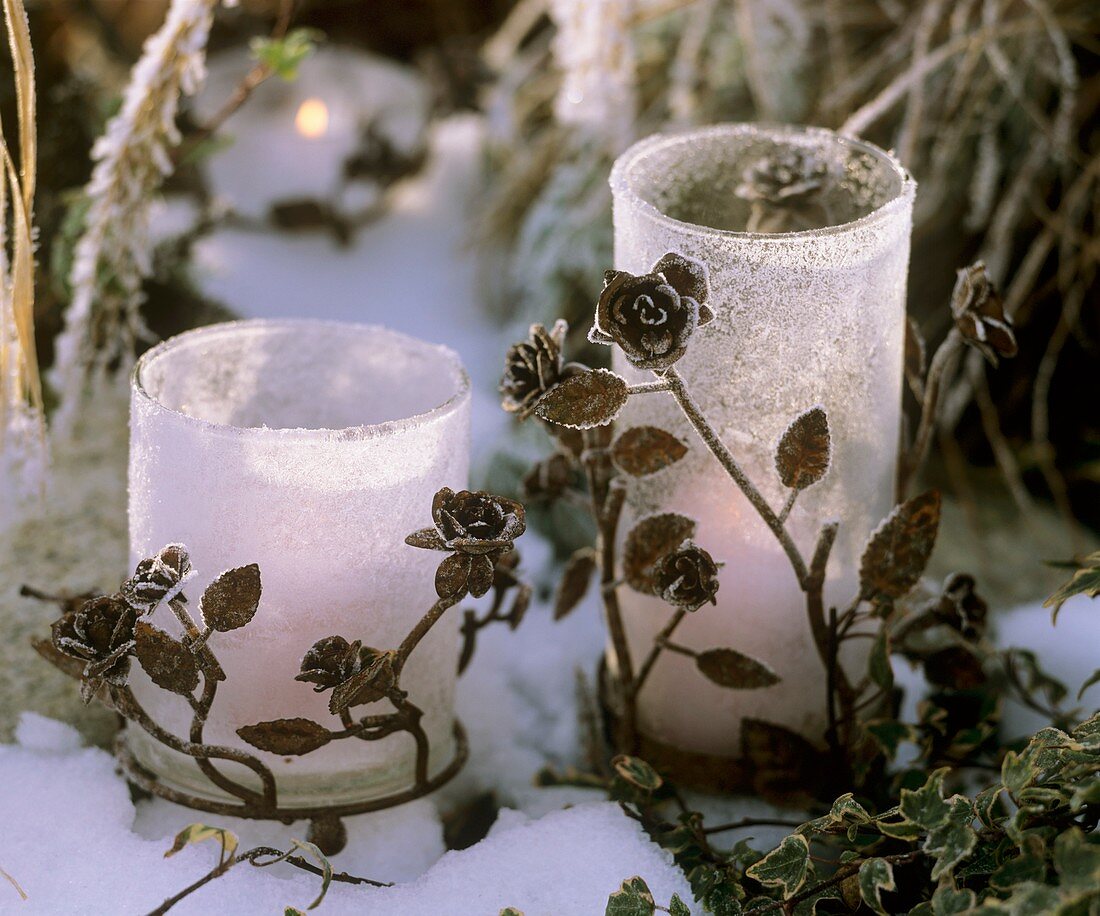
[
  {"xmin": 146, "ymin": 843, "xmax": 391, "ymax": 916},
  {"xmin": 898, "ymin": 327, "xmax": 963, "ymax": 497}
]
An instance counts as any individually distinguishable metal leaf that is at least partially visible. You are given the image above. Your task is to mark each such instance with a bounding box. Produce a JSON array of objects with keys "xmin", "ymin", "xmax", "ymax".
[
  {"xmin": 696, "ymin": 648, "xmax": 781, "ymax": 689},
  {"xmin": 622, "ymin": 513, "xmax": 696, "ymax": 594},
  {"xmin": 554, "ymin": 548, "xmax": 597, "ymax": 620},
  {"xmin": 533, "ymin": 369, "xmax": 629, "ymax": 429},
  {"xmin": 200, "ymin": 564, "xmax": 262, "ymax": 632},
  {"xmin": 435, "ymin": 554, "xmax": 470, "ymax": 598},
  {"xmin": 237, "ymin": 718, "xmax": 332, "ymax": 755},
  {"xmin": 611, "ymin": 426, "xmax": 688, "ymax": 477},
  {"xmin": 134, "ymin": 620, "xmax": 199, "ymax": 696},
  {"xmin": 775, "ymin": 406, "xmax": 831, "ymax": 490},
  {"xmin": 859, "ymin": 491, "xmax": 942, "ymax": 602},
  {"xmin": 405, "ymin": 527, "xmax": 447, "ymax": 550},
  {"xmin": 468, "ymin": 555, "xmax": 495, "ymax": 598},
  {"xmin": 329, "ymin": 651, "xmax": 396, "ymax": 714}
]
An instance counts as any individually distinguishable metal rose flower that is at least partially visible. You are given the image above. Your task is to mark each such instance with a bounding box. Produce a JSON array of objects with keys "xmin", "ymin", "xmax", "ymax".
[
  {"xmin": 121, "ymin": 544, "xmax": 193, "ymax": 612},
  {"xmin": 654, "ymin": 542, "xmax": 721, "ymax": 612},
  {"xmin": 589, "ymin": 252, "xmax": 714, "ymax": 372},
  {"xmin": 296, "ymin": 636, "xmax": 368, "ymax": 691},
  {"xmin": 295, "ymin": 635, "xmax": 395, "ymax": 709},
  {"xmin": 500, "ymin": 320, "xmax": 568, "ymax": 419},
  {"xmin": 52, "ymin": 594, "xmax": 139, "ymax": 688},
  {"xmin": 406, "ymin": 488, "xmax": 526, "ymax": 558},
  {"xmin": 930, "ymin": 573, "xmax": 988, "ymax": 641},
  {"xmin": 951, "ymin": 261, "xmax": 1018, "ymax": 366}
]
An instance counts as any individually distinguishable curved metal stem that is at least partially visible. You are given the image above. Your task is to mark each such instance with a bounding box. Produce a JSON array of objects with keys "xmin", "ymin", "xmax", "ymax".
[{"xmin": 112, "ymin": 686, "xmax": 278, "ymax": 805}]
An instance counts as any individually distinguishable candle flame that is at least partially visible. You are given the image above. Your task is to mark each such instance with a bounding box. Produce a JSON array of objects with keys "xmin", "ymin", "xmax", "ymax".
[{"xmin": 294, "ymin": 98, "xmax": 329, "ymax": 139}]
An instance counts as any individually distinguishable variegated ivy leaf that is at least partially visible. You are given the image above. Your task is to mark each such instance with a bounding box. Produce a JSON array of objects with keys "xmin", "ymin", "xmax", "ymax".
[
  {"xmin": 611, "ymin": 426, "xmax": 688, "ymax": 477},
  {"xmin": 533, "ymin": 369, "xmax": 629, "ymax": 429},
  {"xmin": 237, "ymin": 717, "xmax": 332, "ymax": 755},
  {"xmin": 1053, "ymin": 827, "xmax": 1100, "ymax": 896},
  {"xmin": 165, "ymin": 823, "xmax": 239, "ymax": 860},
  {"xmin": 605, "ymin": 876, "xmax": 655, "ymax": 916},
  {"xmin": 745, "ymin": 834, "xmax": 811, "ymax": 899},
  {"xmin": 696, "ymin": 648, "xmax": 780, "ymax": 689},
  {"xmin": 622, "ymin": 513, "xmax": 696, "ymax": 594},
  {"xmin": 134, "ymin": 620, "xmax": 199, "ymax": 696},
  {"xmin": 200, "ymin": 564, "xmax": 262, "ymax": 632},
  {"xmin": 930, "ymin": 884, "xmax": 975, "ymax": 916},
  {"xmin": 1043, "ymin": 550, "xmax": 1100, "ymax": 623},
  {"xmin": 859, "ymin": 491, "xmax": 941, "ymax": 603},
  {"xmin": 612, "ymin": 755, "xmax": 663, "ymax": 792},
  {"xmin": 775, "ymin": 406, "xmax": 831, "ymax": 490},
  {"xmin": 668, "ymin": 895, "xmax": 690, "ymax": 916},
  {"xmin": 858, "ymin": 857, "xmax": 896, "ymax": 915}
]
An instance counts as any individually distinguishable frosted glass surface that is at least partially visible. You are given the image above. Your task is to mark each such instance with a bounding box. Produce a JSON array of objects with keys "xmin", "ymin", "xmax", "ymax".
[
  {"xmin": 128, "ymin": 320, "xmax": 471, "ymax": 806},
  {"xmin": 610, "ymin": 125, "xmax": 914, "ymax": 756}
]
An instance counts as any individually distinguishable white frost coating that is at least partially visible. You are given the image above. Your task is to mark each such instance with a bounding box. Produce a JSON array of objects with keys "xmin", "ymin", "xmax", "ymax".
[
  {"xmin": 127, "ymin": 320, "xmax": 471, "ymax": 806},
  {"xmin": 610, "ymin": 124, "xmax": 915, "ymax": 756},
  {"xmin": 50, "ymin": 0, "xmax": 218, "ymax": 436}
]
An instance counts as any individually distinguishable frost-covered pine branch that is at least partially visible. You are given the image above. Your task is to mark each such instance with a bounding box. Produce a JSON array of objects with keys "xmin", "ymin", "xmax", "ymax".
[
  {"xmin": 549, "ymin": 0, "xmax": 637, "ymax": 144},
  {"xmin": 50, "ymin": 0, "xmax": 220, "ymax": 434}
]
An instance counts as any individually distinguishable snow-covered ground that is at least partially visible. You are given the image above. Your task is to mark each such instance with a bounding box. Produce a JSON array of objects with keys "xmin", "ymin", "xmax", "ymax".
[{"xmin": 2, "ymin": 115, "xmax": 1098, "ymax": 914}]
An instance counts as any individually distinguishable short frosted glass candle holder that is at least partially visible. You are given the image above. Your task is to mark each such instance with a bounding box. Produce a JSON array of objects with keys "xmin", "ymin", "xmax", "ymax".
[
  {"xmin": 609, "ymin": 124, "xmax": 914, "ymax": 765},
  {"xmin": 128, "ymin": 319, "xmax": 470, "ymax": 809}
]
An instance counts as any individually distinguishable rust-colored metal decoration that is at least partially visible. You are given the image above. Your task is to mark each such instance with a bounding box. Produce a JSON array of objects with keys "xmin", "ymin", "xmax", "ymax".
[
  {"xmin": 501, "ymin": 254, "xmax": 1011, "ymax": 803},
  {"xmin": 32, "ymin": 488, "xmax": 529, "ymax": 855}
]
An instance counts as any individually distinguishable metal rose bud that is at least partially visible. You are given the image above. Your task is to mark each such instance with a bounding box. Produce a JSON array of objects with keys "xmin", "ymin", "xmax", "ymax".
[
  {"xmin": 654, "ymin": 542, "xmax": 721, "ymax": 612},
  {"xmin": 52, "ymin": 594, "xmax": 139, "ymax": 685},
  {"xmin": 521, "ymin": 453, "xmax": 573, "ymax": 503},
  {"xmin": 407, "ymin": 487, "xmax": 526, "ymax": 558},
  {"xmin": 121, "ymin": 543, "xmax": 193, "ymax": 612},
  {"xmin": 951, "ymin": 261, "xmax": 1018, "ymax": 365},
  {"xmin": 931, "ymin": 573, "xmax": 988, "ymax": 641},
  {"xmin": 589, "ymin": 252, "xmax": 714, "ymax": 373},
  {"xmin": 501, "ymin": 320, "xmax": 568, "ymax": 419},
  {"xmin": 735, "ymin": 147, "xmax": 828, "ymax": 204}
]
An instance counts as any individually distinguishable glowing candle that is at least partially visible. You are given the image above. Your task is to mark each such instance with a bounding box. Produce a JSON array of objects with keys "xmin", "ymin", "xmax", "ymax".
[
  {"xmin": 609, "ymin": 125, "xmax": 914, "ymax": 762},
  {"xmin": 127, "ymin": 319, "xmax": 470, "ymax": 806}
]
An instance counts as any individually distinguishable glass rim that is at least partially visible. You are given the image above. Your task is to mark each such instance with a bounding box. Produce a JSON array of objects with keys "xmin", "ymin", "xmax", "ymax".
[
  {"xmin": 132, "ymin": 318, "xmax": 471, "ymax": 440},
  {"xmin": 609, "ymin": 122, "xmax": 915, "ymax": 242}
]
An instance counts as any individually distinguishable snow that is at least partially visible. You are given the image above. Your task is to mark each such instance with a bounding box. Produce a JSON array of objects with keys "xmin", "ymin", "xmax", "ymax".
[{"xmin": 0, "ymin": 583, "xmax": 691, "ymax": 915}]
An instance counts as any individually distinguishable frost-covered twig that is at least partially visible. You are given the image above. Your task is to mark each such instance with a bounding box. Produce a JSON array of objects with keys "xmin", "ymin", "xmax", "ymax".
[
  {"xmin": 50, "ymin": 0, "xmax": 219, "ymax": 434},
  {"xmin": 549, "ymin": 0, "xmax": 637, "ymax": 144}
]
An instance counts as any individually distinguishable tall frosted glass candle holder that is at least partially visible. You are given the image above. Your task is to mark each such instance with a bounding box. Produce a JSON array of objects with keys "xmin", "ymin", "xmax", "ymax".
[
  {"xmin": 128, "ymin": 319, "xmax": 470, "ymax": 808},
  {"xmin": 609, "ymin": 124, "xmax": 914, "ymax": 767}
]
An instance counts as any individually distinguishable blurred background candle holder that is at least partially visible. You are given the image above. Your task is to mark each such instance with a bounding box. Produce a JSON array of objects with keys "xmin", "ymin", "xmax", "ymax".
[
  {"xmin": 607, "ymin": 124, "xmax": 914, "ymax": 776},
  {"xmin": 125, "ymin": 319, "xmax": 472, "ymax": 811}
]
